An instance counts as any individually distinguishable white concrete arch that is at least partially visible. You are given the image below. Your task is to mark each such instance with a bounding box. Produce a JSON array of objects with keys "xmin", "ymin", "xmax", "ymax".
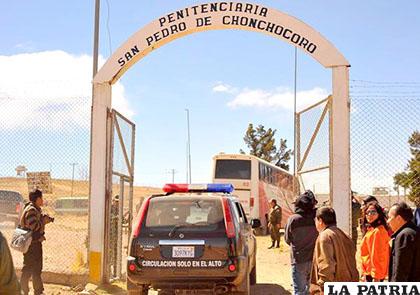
[
  {"xmin": 90, "ymin": 1, "xmax": 351, "ymax": 283},
  {"xmin": 94, "ymin": 2, "xmax": 349, "ymax": 84}
]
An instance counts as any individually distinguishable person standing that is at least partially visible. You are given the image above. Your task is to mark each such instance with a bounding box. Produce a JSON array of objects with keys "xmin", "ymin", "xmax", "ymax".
[
  {"xmin": 351, "ymin": 193, "xmax": 361, "ymax": 247},
  {"xmin": 387, "ymin": 202, "xmax": 420, "ymax": 281},
  {"xmin": 20, "ymin": 189, "xmax": 53, "ymax": 295},
  {"xmin": 360, "ymin": 196, "xmax": 379, "ymax": 237},
  {"xmin": 413, "ymin": 203, "xmax": 420, "ymax": 228},
  {"xmin": 360, "ymin": 203, "xmax": 390, "ymax": 282},
  {"xmin": 285, "ymin": 190, "xmax": 318, "ymax": 295},
  {"xmin": 0, "ymin": 230, "xmax": 21, "ymax": 294},
  {"xmin": 310, "ymin": 207, "xmax": 358, "ymax": 294},
  {"xmin": 110, "ymin": 195, "xmax": 120, "ymax": 278},
  {"xmin": 268, "ymin": 199, "xmax": 282, "ymax": 249}
]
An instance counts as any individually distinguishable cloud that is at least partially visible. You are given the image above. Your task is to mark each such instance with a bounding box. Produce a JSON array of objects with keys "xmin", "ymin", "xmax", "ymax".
[
  {"xmin": 212, "ymin": 82, "xmax": 236, "ymax": 94},
  {"xmin": 0, "ymin": 50, "xmax": 133, "ymax": 130},
  {"xmin": 227, "ymin": 86, "xmax": 329, "ymax": 111}
]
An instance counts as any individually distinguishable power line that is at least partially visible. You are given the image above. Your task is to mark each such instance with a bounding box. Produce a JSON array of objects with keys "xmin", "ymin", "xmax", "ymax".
[
  {"xmin": 166, "ymin": 169, "xmax": 178, "ymax": 183},
  {"xmin": 351, "ymin": 79, "xmax": 420, "ymax": 85},
  {"xmin": 350, "ymin": 95, "xmax": 420, "ymax": 98},
  {"xmin": 350, "ymin": 91, "xmax": 420, "ymax": 94},
  {"xmin": 105, "ymin": 0, "xmax": 113, "ymax": 56}
]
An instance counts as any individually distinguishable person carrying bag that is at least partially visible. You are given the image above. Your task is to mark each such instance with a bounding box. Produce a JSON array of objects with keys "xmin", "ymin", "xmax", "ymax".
[{"xmin": 18, "ymin": 189, "xmax": 54, "ymax": 295}]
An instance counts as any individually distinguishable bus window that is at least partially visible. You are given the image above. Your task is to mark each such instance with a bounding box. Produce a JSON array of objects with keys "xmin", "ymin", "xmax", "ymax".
[
  {"xmin": 215, "ymin": 160, "xmax": 251, "ymax": 180},
  {"xmin": 259, "ymin": 163, "xmax": 264, "ymax": 180}
]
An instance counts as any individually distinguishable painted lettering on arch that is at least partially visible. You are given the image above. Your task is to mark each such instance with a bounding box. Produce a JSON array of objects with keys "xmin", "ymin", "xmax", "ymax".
[
  {"xmin": 116, "ymin": 2, "xmax": 319, "ymax": 68},
  {"xmin": 118, "ymin": 45, "xmax": 140, "ymax": 67}
]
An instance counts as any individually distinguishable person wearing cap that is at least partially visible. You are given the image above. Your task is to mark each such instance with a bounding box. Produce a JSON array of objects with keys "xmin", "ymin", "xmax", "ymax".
[
  {"xmin": 285, "ymin": 190, "xmax": 318, "ymax": 295},
  {"xmin": 268, "ymin": 199, "xmax": 282, "ymax": 249},
  {"xmin": 310, "ymin": 207, "xmax": 358, "ymax": 294},
  {"xmin": 20, "ymin": 189, "xmax": 53, "ymax": 295}
]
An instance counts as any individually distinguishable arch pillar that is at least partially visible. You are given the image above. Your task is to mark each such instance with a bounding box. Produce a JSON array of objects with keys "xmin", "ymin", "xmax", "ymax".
[
  {"xmin": 89, "ymin": 83, "xmax": 111, "ymax": 282},
  {"xmin": 331, "ymin": 66, "xmax": 351, "ymax": 234}
]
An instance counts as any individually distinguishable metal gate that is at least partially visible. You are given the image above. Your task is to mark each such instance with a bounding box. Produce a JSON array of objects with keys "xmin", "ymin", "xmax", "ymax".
[
  {"xmin": 296, "ymin": 96, "xmax": 332, "ymax": 205},
  {"xmin": 105, "ymin": 109, "xmax": 135, "ymax": 281}
]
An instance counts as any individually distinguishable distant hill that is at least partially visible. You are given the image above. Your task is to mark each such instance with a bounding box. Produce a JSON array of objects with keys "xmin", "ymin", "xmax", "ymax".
[{"xmin": 0, "ymin": 177, "xmax": 161, "ymax": 207}]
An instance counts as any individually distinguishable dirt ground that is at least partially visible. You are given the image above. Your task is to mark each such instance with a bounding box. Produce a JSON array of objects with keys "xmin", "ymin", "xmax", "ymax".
[{"xmin": 40, "ymin": 236, "xmax": 293, "ymax": 295}]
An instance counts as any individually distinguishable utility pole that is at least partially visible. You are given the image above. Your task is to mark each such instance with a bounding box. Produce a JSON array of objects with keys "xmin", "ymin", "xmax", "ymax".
[
  {"xmin": 92, "ymin": 0, "xmax": 100, "ymax": 77},
  {"xmin": 185, "ymin": 109, "xmax": 192, "ymax": 184},
  {"xmin": 89, "ymin": 0, "xmax": 100, "ymax": 277},
  {"xmin": 168, "ymin": 169, "xmax": 177, "ymax": 183},
  {"xmin": 70, "ymin": 163, "xmax": 78, "ymax": 197}
]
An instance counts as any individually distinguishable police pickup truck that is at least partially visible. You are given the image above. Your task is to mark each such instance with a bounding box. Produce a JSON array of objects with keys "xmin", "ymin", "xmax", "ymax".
[{"xmin": 127, "ymin": 183, "xmax": 260, "ymax": 295}]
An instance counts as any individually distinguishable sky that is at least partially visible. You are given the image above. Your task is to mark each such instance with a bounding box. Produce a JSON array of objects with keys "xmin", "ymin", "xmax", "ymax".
[{"xmin": 1, "ymin": 1, "xmax": 420, "ymax": 192}]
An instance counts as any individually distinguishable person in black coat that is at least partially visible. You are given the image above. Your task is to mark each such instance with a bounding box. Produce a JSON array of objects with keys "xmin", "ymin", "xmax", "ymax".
[
  {"xmin": 387, "ymin": 202, "xmax": 420, "ymax": 282},
  {"xmin": 285, "ymin": 190, "xmax": 319, "ymax": 295}
]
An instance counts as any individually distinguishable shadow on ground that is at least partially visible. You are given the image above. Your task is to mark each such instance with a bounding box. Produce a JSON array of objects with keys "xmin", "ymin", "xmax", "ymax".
[
  {"xmin": 252, "ymin": 283, "xmax": 292, "ymax": 295},
  {"xmin": 96, "ymin": 283, "xmax": 126, "ymax": 294}
]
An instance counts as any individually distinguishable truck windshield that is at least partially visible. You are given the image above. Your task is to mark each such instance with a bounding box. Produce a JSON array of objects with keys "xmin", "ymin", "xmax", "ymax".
[{"xmin": 145, "ymin": 197, "xmax": 224, "ymax": 231}]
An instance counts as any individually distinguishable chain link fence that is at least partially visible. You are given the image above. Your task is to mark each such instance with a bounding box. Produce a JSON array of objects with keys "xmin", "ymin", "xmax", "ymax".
[
  {"xmin": 351, "ymin": 80, "xmax": 420, "ymax": 209},
  {"xmin": 0, "ymin": 95, "xmax": 91, "ymax": 276}
]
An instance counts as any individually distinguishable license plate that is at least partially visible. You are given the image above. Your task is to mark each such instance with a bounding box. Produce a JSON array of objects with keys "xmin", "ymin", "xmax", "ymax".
[{"xmin": 172, "ymin": 246, "xmax": 195, "ymax": 258}]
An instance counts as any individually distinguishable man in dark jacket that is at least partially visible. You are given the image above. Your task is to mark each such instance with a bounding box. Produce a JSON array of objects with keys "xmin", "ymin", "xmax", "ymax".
[
  {"xmin": 0, "ymin": 230, "xmax": 21, "ymax": 294},
  {"xmin": 268, "ymin": 199, "xmax": 282, "ymax": 249},
  {"xmin": 387, "ymin": 201, "xmax": 420, "ymax": 281},
  {"xmin": 20, "ymin": 189, "xmax": 53, "ymax": 295},
  {"xmin": 414, "ymin": 204, "xmax": 420, "ymax": 227},
  {"xmin": 285, "ymin": 190, "xmax": 318, "ymax": 295}
]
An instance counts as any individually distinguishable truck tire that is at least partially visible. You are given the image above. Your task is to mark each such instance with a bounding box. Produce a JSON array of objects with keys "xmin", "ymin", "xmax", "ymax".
[
  {"xmin": 232, "ymin": 269, "xmax": 251, "ymax": 295},
  {"xmin": 127, "ymin": 280, "xmax": 148, "ymax": 295},
  {"xmin": 250, "ymin": 265, "xmax": 257, "ymax": 285},
  {"xmin": 127, "ymin": 286, "xmax": 148, "ymax": 295}
]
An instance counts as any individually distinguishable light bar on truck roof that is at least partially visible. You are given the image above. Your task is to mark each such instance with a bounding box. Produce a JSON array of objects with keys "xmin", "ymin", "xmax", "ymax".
[{"xmin": 162, "ymin": 183, "xmax": 234, "ymax": 194}]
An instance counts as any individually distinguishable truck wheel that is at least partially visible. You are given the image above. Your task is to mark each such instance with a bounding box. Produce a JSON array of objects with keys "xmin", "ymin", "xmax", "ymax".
[
  {"xmin": 158, "ymin": 290, "xmax": 175, "ymax": 295},
  {"xmin": 250, "ymin": 265, "xmax": 257, "ymax": 285},
  {"xmin": 127, "ymin": 286, "xmax": 148, "ymax": 295},
  {"xmin": 233, "ymin": 270, "xmax": 250, "ymax": 295},
  {"xmin": 127, "ymin": 281, "xmax": 148, "ymax": 295}
]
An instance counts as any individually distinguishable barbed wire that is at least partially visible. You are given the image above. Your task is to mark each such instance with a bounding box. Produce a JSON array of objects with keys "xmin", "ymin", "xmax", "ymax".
[{"xmin": 351, "ymin": 79, "xmax": 420, "ymax": 85}]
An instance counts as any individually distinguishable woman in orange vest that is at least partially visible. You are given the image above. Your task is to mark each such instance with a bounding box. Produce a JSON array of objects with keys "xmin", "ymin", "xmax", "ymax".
[{"xmin": 360, "ymin": 202, "xmax": 390, "ymax": 282}]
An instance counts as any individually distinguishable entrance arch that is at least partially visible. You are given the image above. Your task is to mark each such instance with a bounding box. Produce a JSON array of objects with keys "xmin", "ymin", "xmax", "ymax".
[{"xmin": 90, "ymin": 1, "xmax": 351, "ymax": 282}]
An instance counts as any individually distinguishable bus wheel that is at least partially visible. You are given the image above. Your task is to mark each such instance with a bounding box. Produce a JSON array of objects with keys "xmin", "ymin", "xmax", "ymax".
[{"xmin": 253, "ymin": 226, "xmax": 266, "ymax": 236}]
